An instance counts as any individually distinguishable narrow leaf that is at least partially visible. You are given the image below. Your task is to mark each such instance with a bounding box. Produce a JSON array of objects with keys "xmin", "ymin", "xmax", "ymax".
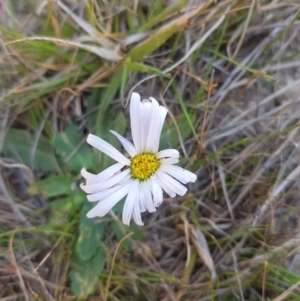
[
  {"xmin": 28, "ymin": 175, "xmax": 74, "ymax": 198},
  {"xmin": 53, "ymin": 125, "xmax": 93, "ymax": 172},
  {"xmin": 2, "ymin": 129, "xmax": 59, "ymax": 172},
  {"xmin": 160, "ymin": 115, "xmax": 194, "ymax": 149},
  {"xmin": 6, "ymin": 37, "xmax": 122, "ymax": 61},
  {"xmin": 76, "ymin": 202, "xmax": 105, "ymax": 260},
  {"xmin": 70, "ymin": 249, "xmax": 105, "ymax": 296},
  {"xmin": 125, "ymin": 61, "xmax": 171, "ymax": 78}
]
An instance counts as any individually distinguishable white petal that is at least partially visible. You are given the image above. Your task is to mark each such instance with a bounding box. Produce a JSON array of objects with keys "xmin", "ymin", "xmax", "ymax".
[
  {"xmin": 156, "ymin": 174, "xmax": 176, "ymax": 198},
  {"xmin": 139, "ymin": 188, "xmax": 147, "ymax": 213},
  {"xmin": 87, "ymin": 134, "xmax": 130, "ymax": 165},
  {"xmin": 122, "ymin": 180, "xmax": 139, "ymax": 225},
  {"xmin": 132, "ymin": 185, "xmax": 144, "ymax": 226},
  {"xmin": 140, "ymin": 102, "xmax": 152, "ymax": 151},
  {"xmin": 156, "ymin": 171, "xmax": 187, "ymax": 196},
  {"xmin": 110, "ymin": 130, "xmax": 137, "ymax": 157},
  {"xmin": 132, "ymin": 204, "xmax": 144, "ymax": 225},
  {"xmin": 150, "ymin": 176, "xmax": 163, "ymax": 207},
  {"xmin": 87, "ymin": 181, "xmax": 129, "ymax": 202},
  {"xmin": 159, "ymin": 165, "xmax": 190, "ymax": 184},
  {"xmin": 143, "ymin": 180, "xmax": 156, "ymax": 212},
  {"xmin": 149, "ymin": 98, "xmax": 168, "ymax": 152},
  {"xmin": 161, "ymin": 157, "xmax": 179, "ymax": 165},
  {"xmin": 155, "ymin": 105, "xmax": 168, "ymax": 152},
  {"xmin": 159, "ymin": 106, "xmax": 168, "ymax": 125},
  {"xmin": 86, "ymin": 182, "xmax": 133, "ymax": 218},
  {"xmin": 157, "ymin": 149, "xmax": 180, "ymax": 158},
  {"xmin": 80, "ymin": 169, "xmax": 130, "ymax": 194},
  {"xmin": 130, "ymin": 92, "xmax": 141, "ymax": 152},
  {"xmin": 146, "ymin": 97, "xmax": 160, "ymax": 152},
  {"xmin": 89, "ymin": 162, "xmax": 124, "ymax": 184},
  {"xmin": 81, "ymin": 168, "xmax": 96, "ymax": 181},
  {"xmin": 184, "ymin": 170, "xmax": 197, "ymax": 183}
]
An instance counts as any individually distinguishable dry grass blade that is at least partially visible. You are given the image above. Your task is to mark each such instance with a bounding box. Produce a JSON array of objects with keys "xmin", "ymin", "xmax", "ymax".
[
  {"xmin": 5, "ymin": 37, "xmax": 122, "ymax": 61},
  {"xmin": 199, "ymin": 69, "xmax": 215, "ymax": 152},
  {"xmin": 164, "ymin": 3, "xmax": 230, "ymax": 74},
  {"xmin": 127, "ymin": 0, "xmax": 226, "ymax": 98},
  {"xmin": 9, "ymin": 230, "xmax": 29, "ymax": 301},
  {"xmin": 104, "ymin": 232, "xmax": 133, "ymax": 301},
  {"xmin": 254, "ymin": 164, "xmax": 300, "ymax": 226},
  {"xmin": 271, "ymin": 280, "xmax": 300, "ymax": 301},
  {"xmin": 2, "ymin": 0, "xmax": 300, "ymax": 300},
  {"xmin": 46, "ymin": 0, "xmax": 117, "ymax": 49},
  {"xmin": 191, "ymin": 228, "xmax": 216, "ymax": 281}
]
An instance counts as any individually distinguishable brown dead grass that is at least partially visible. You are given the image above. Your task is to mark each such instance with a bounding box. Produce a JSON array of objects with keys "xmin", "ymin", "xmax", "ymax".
[{"xmin": 1, "ymin": 0, "xmax": 300, "ymax": 300}]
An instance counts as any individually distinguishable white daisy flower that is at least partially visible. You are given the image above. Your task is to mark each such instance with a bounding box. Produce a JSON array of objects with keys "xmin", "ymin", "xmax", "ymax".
[{"xmin": 80, "ymin": 92, "xmax": 197, "ymax": 226}]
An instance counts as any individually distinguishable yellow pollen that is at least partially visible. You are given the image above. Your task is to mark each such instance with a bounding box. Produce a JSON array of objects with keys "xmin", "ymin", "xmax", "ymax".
[{"xmin": 130, "ymin": 153, "xmax": 160, "ymax": 180}]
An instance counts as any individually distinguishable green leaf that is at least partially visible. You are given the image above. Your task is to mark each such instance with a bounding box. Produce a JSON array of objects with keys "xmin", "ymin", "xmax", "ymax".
[
  {"xmin": 128, "ymin": 26, "xmax": 180, "ymax": 61},
  {"xmin": 172, "ymin": 83, "xmax": 199, "ymax": 143},
  {"xmin": 119, "ymin": 65, "xmax": 128, "ymax": 106},
  {"xmin": 96, "ymin": 65, "xmax": 124, "ymax": 137},
  {"xmin": 76, "ymin": 202, "xmax": 105, "ymax": 260},
  {"xmin": 2, "ymin": 129, "xmax": 60, "ymax": 172},
  {"xmin": 94, "ymin": 111, "xmax": 127, "ymax": 170},
  {"xmin": 70, "ymin": 248, "xmax": 105, "ymax": 296},
  {"xmin": 140, "ymin": 0, "xmax": 187, "ymax": 30},
  {"xmin": 124, "ymin": 61, "xmax": 171, "ymax": 78},
  {"xmin": 128, "ymin": 15, "xmax": 185, "ymax": 61},
  {"xmin": 204, "ymin": 48, "xmax": 275, "ymax": 81},
  {"xmin": 160, "ymin": 115, "xmax": 194, "ymax": 149},
  {"xmin": 52, "ymin": 125, "xmax": 93, "ymax": 172},
  {"xmin": 28, "ymin": 174, "xmax": 74, "ymax": 198},
  {"xmin": 110, "ymin": 220, "xmax": 131, "ymax": 250},
  {"xmin": 107, "ymin": 112, "xmax": 127, "ymax": 141},
  {"xmin": 50, "ymin": 189, "xmax": 85, "ymax": 216},
  {"xmin": 130, "ymin": 222, "xmax": 145, "ymax": 241},
  {"xmin": 86, "ymin": 88, "xmax": 102, "ymax": 129},
  {"xmin": 6, "ymin": 70, "xmax": 87, "ymax": 106}
]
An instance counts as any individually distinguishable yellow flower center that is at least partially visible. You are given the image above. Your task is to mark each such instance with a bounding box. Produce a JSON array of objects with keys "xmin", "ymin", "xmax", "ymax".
[{"xmin": 130, "ymin": 153, "xmax": 160, "ymax": 180}]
